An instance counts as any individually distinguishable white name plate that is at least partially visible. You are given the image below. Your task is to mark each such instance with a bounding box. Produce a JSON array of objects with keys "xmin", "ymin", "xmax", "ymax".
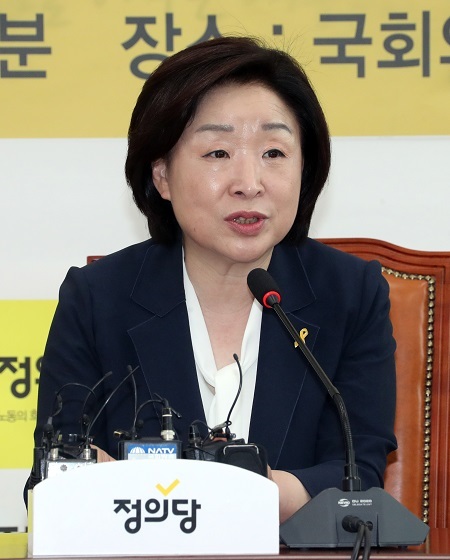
[{"xmin": 28, "ymin": 459, "xmax": 279, "ymax": 556}]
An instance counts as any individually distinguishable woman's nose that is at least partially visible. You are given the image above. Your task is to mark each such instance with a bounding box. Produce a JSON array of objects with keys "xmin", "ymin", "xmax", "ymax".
[{"xmin": 229, "ymin": 156, "xmax": 264, "ymax": 198}]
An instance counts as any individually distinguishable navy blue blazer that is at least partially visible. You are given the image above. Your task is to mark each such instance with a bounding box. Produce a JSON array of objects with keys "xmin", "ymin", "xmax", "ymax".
[{"xmin": 34, "ymin": 237, "xmax": 396, "ymax": 498}]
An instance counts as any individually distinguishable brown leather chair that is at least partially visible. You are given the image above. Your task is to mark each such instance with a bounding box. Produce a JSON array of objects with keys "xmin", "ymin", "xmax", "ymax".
[{"xmin": 320, "ymin": 238, "xmax": 450, "ymax": 528}]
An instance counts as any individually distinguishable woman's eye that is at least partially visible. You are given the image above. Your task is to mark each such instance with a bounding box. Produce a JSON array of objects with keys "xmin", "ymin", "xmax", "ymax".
[
  {"xmin": 264, "ymin": 149, "xmax": 285, "ymax": 158},
  {"xmin": 205, "ymin": 150, "xmax": 229, "ymax": 158}
]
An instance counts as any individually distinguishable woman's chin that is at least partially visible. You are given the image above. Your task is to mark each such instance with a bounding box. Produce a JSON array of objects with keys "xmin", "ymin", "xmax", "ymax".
[{"xmin": 221, "ymin": 243, "xmax": 275, "ymax": 268}]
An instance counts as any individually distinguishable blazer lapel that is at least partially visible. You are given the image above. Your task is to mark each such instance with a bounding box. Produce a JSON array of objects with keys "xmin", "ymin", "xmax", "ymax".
[
  {"xmin": 249, "ymin": 243, "xmax": 321, "ymax": 467},
  {"xmin": 127, "ymin": 241, "xmax": 206, "ymax": 440}
]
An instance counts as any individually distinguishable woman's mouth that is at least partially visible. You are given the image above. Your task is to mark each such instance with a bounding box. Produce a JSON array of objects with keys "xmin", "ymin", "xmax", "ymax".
[{"xmin": 226, "ymin": 212, "xmax": 267, "ymax": 235}]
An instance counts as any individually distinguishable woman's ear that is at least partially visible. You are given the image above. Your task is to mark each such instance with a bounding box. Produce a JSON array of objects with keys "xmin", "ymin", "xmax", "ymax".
[{"xmin": 152, "ymin": 159, "xmax": 171, "ymax": 201}]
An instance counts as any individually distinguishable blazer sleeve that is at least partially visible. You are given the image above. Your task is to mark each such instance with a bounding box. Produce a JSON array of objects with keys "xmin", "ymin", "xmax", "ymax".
[
  {"xmin": 290, "ymin": 260, "xmax": 397, "ymax": 497},
  {"xmin": 33, "ymin": 266, "xmax": 110, "ymax": 451}
]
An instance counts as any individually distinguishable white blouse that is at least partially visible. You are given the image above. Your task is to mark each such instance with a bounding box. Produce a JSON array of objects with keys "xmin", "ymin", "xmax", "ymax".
[{"xmin": 183, "ymin": 259, "xmax": 263, "ymax": 442}]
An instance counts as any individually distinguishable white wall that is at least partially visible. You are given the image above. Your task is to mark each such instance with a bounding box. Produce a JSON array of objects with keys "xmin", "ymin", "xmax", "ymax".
[{"xmin": 311, "ymin": 136, "xmax": 450, "ymax": 250}]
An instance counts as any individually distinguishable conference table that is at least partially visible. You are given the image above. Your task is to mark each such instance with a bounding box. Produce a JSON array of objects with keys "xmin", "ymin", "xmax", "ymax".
[{"xmin": 1, "ymin": 529, "xmax": 450, "ymax": 560}]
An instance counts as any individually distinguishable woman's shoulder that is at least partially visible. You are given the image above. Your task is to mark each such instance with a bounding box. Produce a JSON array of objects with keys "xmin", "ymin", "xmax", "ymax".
[
  {"xmin": 303, "ymin": 238, "xmax": 388, "ymax": 306},
  {"xmin": 293, "ymin": 237, "xmax": 386, "ymax": 302},
  {"xmin": 299, "ymin": 237, "xmax": 383, "ymax": 280},
  {"xmin": 85, "ymin": 239, "xmax": 154, "ymax": 269},
  {"xmin": 302, "ymin": 237, "xmax": 372, "ymax": 268},
  {"xmin": 82, "ymin": 238, "xmax": 181, "ymax": 277},
  {"xmin": 64, "ymin": 238, "xmax": 181, "ymax": 294}
]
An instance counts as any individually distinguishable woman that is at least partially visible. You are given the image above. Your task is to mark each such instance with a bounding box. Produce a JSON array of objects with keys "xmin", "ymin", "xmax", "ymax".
[{"xmin": 31, "ymin": 36, "xmax": 396, "ymax": 523}]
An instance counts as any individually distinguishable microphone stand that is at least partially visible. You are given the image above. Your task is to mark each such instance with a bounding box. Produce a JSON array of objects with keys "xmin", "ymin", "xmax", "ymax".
[
  {"xmin": 248, "ymin": 271, "xmax": 429, "ymax": 548},
  {"xmin": 270, "ymin": 298, "xmax": 360, "ymax": 492}
]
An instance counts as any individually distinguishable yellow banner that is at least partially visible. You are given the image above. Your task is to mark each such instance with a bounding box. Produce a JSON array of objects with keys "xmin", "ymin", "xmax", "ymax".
[
  {"xmin": 0, "ymin": 0, "xmax": 449, "ymax": 137},
  {"xmin": 0, "ymin": 301, "xmax": 56, "ymax": 468}
]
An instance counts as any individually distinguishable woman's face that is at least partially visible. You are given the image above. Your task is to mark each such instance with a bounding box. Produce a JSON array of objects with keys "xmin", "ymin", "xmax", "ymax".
[{"xmin": 152, "ymin": 82, "xmax": 303, "ymax": 271}]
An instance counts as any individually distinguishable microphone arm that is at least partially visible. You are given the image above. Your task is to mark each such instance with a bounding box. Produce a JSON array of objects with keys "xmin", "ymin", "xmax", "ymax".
[
  {"xmin": 270, "ymin": 300, "xmax": 360, "ymax": 491},
  {"xmin": 247, "ymin": 268, "xmax": 429, "ymax": 548},
  {"xmin": 248, "ymin": 272, "xmax": 361, "ymax": 492}
]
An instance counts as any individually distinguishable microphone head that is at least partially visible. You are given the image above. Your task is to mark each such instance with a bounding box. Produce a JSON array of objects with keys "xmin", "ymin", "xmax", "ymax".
[{"xmin": 247, "ymin": 268, "xmax": 281, "ymax": 308}]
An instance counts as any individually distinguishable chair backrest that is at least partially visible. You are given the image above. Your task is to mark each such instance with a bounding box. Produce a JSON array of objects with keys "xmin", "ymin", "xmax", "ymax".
[{"xmin": 319, "ymin": 238, "xmax": 450, "ymax": 528}]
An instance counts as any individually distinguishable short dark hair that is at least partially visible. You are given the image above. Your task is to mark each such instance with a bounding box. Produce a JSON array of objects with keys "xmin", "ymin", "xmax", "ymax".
[{"xmin": 125, "ymin": 36, "xmax": 330, "ymax": 245}]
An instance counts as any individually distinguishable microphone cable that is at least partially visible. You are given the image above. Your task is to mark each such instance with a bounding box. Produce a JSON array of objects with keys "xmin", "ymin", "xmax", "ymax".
[
  {"xmin": 84, "ymin": 365, "xmax": 140, "ymax": 447},
  {"xmin": 353, "ymin": 522, "xmax": 371, "ymax": 560},
  {"xmin": 51, "ymin": 382, "xmax": 96, "ymax": 419},
  {"xmin": 185, "ymin": 354, "xmax": 245, "ymax": 459},
  {"xmin": 224, "ymin": 353, "xmax": 243, "ymax": 438},
  {"xmin": 79, "ymin": 370, "xmax": 114, "ymax": 437},
  {"xmin": 206, "ymin": 352, "xmax": 243, "ymax": 441},
  {"xmin": 343, "ymin": 516, "xmax": 372, "ymax": 560}
]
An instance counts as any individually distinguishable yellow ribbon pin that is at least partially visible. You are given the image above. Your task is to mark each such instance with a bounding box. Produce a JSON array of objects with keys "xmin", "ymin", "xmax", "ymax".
[{"xmin": 294, "ymin": 328, "xmax": 309, "ymax": 348}]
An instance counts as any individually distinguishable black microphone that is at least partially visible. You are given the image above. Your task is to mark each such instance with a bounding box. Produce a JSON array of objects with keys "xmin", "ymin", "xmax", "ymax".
[
  {"xmin": 247, "ymin": 268, "xmax": 429, "ymax": 548},
  {"xmin": 248, "ymin": 268, "xmax": 360, "ymax": 490}
]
